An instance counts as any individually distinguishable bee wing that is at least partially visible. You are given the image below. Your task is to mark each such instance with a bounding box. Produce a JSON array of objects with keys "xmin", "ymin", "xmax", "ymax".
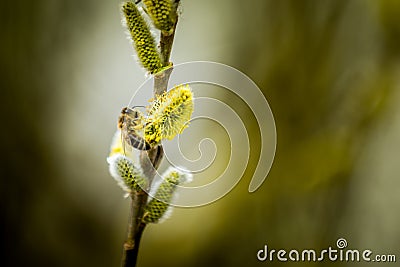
[
  {"xmin": 120, "ymin": 126, "xmax": 133, "ymax": 155},
  {"xmin": 126, "ymin": 132, "xmax": 151, "ymax": 150},
  {"xmin": 120, "ymin": 107, "xmax": 151, "ymax": 151}
]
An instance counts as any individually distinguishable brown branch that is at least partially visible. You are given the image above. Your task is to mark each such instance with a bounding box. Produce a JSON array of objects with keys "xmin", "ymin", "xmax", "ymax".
[
  {"xmin": 121, "ymin": 2, "xmax": 180, "ymax": 266},
  {"xmin": 154, "ymin": 67, "xmax": 173, "ymax": 96},
  {"xmin": 121, "ymin": 193, "xmax": 146, "ymax": 267}
]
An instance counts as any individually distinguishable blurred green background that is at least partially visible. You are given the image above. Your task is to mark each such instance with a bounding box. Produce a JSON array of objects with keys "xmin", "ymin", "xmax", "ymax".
[{"xmin": 1, "ymin": 0, "xmax": 400, "ymax": 266}]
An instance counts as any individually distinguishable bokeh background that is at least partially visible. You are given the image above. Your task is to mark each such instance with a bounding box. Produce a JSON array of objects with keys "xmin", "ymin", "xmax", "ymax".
[{"xmin": 1, "ymin": 0, "xmax": 400, "ymax": 266}]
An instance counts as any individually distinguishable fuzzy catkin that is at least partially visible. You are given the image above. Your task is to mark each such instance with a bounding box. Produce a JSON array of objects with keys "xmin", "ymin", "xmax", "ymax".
[
  {"xmin": 142, "ymin": 171, "xmax": 181, "ymax": 223},
  {"xmin": 122, "ymin": 2, "xmax": 162, "ymax": 73},
  {"xmin": 143, "ymin": 0, "xmax": 176, "ymax": 34},
  {"xmin": 107, "ymin": 154, "xmax": 147, "ymax": 193},
  {"xmin": 145, "ymin": 84, "xmax": 194, "ymax": 146}
]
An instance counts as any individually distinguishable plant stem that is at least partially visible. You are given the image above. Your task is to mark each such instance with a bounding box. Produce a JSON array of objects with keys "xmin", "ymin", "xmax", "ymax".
[
  {"xmin": 121, "ymin": 193, "xmax": 146, "ymax": 267},
  {"xmin": 121, "ymin": 147, "xmax": 163, "ymax": 267},
  {"xmin": 121, "ymin": 2, "xmax": 180, "ymax": 266}
]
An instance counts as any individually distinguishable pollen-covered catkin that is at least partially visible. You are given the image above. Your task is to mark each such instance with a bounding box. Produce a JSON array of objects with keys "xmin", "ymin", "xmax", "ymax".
[
  {"xmin": 144, "ymin": 84, "xmax": 194, "ymax": 146},
  {"xmin": 122, "ymin": 2, "xmax": 162, "ymax": 73},
  {"xmin": 143, "ymin": 0, "xmax": 176, "ymax": 34},
  {"xmin": 142, "ymin": 168, "xmax": 192, "ymax": 223},
  {"xmin": 107, "ymin": 154, "xmax": 147, "ymax": 193}
]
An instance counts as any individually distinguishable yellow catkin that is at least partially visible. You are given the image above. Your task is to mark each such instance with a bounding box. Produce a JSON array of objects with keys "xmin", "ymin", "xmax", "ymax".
[
  {"xmin": 143, "ymin": 0, "xmax": 176, "ymax": 34},
  {"xmin": 122, "ymin": 2, "xmax": 162, "ymax": 73},
  {"xmin": 144, "ymin": 84, "xmax": 194, "ymax": 146}
]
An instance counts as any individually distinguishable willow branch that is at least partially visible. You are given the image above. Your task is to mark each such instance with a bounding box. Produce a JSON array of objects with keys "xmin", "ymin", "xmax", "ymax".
[
  {"xmin": 121, "ymin": 2, "xmax": 180, "ymax": 266},
  {"xmin": 121, "ymin": 193, "xmax": 145, "ymax": 267}
]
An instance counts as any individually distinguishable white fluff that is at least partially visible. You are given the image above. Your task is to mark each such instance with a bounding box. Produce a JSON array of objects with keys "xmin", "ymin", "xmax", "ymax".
[
  {"xmin": 164, "ymin": 166, "xmax": 194, "ymax": 184},
  {"xmin": 107, "ymin": 154, "xmax": 131, "ymax": 194},
  {"xmin": 147, "ymin": 165, "xmax": 193, "ymax": 204}
]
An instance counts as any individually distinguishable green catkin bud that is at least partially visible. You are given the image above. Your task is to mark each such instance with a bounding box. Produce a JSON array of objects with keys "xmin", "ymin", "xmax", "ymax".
[
  {"xmin": 107, "ymin": 154, "xmax": 147, "ymax": 194},
  {"xmin": 143, "ymin": 0, "xmax": 176, "ymax": 34},
  {"xmin": 144, "ymin": 84, "xmax": 194, "ymax": 146},
  {"xmin": 122, "ymin": 2, "xmax": 162, "ymax": 73},
  {"xmin": 142, "ymin": 167, "xmax": 192, "ymax": 223}
]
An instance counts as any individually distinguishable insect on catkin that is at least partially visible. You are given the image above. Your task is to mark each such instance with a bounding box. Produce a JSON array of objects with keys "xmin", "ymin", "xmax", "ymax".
[
  {"xmin": 118, "ymin": 107, "xmax": 152, "ymax": 151},
  {"xmin": 145, "ymin": 84, "xmax": 194, "ymax": 146},
  {"xmin": 122, "ymin": 2, "xmax": 162, "ymax": 73}
]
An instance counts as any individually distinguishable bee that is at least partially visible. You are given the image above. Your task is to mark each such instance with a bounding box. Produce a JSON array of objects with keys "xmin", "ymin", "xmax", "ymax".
[{"xmin": 118, "ymin": 107, "xmax": 152, "ymax": 151}]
